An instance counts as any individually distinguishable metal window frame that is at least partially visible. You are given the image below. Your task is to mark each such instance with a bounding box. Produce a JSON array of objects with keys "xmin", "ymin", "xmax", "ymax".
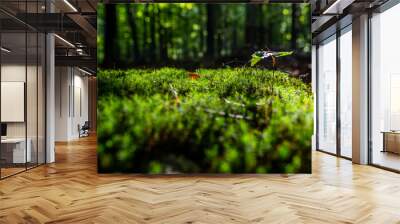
[{"xmin": 315, "ymin": 17, "xmax": 353, "ymax": 161}]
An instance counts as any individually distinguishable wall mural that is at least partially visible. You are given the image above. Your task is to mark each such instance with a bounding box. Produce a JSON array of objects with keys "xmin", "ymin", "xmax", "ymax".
[{"xmin": 97, "ymin": 3, "xmax": 313, "ymax": 174}]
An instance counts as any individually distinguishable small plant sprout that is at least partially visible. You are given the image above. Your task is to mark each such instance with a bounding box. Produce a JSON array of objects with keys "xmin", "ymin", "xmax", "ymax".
[{"xmin": 250, "ymin": 50, "xmax": 293, "ymax": 68}]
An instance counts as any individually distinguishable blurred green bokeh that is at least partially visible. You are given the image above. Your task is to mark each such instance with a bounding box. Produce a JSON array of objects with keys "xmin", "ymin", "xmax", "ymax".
[{"xmin": 98, "ymin": 3, "xmax": 311, "ymax": 72}]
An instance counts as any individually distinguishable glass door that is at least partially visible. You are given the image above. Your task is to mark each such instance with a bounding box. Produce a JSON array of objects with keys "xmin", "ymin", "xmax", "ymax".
[
  {"xmin": 370, "ymin": 3, "xmax": 400, "ymax": 171},
  {"xmin": 317, "ymin": 34, "xmax": 337, "ymax": 154}
]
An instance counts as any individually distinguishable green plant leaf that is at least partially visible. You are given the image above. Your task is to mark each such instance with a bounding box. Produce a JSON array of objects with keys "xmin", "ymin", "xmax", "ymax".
[
  {"xmin": 250, "ymin": 54, "xmax": 262, "ymax": 66},
  {"xmin": 274, "ymin": 51, "xmax": 293, "ymax": 57},
  {"xmin": 250, "ymin": 50, "xmax": 293, "ymax": 67}
]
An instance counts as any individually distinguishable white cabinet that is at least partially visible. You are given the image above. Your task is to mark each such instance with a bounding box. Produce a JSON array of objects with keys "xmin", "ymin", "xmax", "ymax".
[{"xmin": 1, "ymin": 138, "xmax": 32, "ymax": 163}]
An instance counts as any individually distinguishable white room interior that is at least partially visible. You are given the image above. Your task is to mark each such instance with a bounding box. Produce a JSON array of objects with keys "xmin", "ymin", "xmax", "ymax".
[
  {"xmin": 55, "ymin": 66, "xmax": 89, "ymax": 142},
  {"xmin": 0, "ymin": 0, "xmax": 97, "ymax": 180}
]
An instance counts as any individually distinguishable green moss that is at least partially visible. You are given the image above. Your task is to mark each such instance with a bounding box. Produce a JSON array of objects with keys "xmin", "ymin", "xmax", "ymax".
[{"xmin": 97, "ymin": 68, "xmax": 313, "ymax": 173}]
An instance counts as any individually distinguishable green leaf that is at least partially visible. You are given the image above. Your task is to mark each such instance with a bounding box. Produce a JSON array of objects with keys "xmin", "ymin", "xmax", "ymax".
[
  {"xmin": 250, "ymin": 51, "xmax": 293, "ymax": 67},
  {"xmin": 274, "ymin": 51, "xmax": 293, "ymax": 58},
  {"xmin": 250, "ymin": 54, "xmax": 262, "ymax": 67}
]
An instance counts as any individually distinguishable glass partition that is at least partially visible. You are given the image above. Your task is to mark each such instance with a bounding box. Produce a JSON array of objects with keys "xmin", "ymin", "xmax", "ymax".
[
  {"xmin": 0, "ymin": 1, "xmax": 46, "ymax": 179},
  {"xmin": 370, "ymin": 4, "xmax": 400, "ymax": 171},
  {"xmin": 26, "ymin": 0, "xmax": 46, "ymax": 169},
  {"xmin": 339, "ymin": 26, "xmax": 352, "ymax": 158},
  {"xmin": 317, "ymin": 35, "xmax": 337, "ymax": 154},
  {"xmin": 0, "ymin": 31, "xmax": 28, "ymax": 177}
]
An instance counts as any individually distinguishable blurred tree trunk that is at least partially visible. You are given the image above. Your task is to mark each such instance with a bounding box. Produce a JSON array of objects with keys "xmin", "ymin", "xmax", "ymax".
[
  {"xmin": 157, "ymin": 6, "xmax": 168, "ymax": 60},
  {"xmin": 264, "ymin": 5, "xmax": 270, "ymax": 48},
  {"xmin": 267, "ymin": 7, "xmax": 273, "ymax": 48},
  {"xmin": 217, "ymin": 33, "xmax": 222, "ymax": 58},
  {"xmin": 291, "ymin": 4, "xmax": 299, "ymax": 50},
  {"xmin": 167, "ymin": 7, "xmax": 174, "ymax": 59},
  {"xmin": 232, "ymin": 26, "xmax": 237, "ymax": 53},
  {"xmin": 142, "ymin": 5, "xmax": 148, "ymax": 62},
  {"xmin": 221, "ymin": 6, "xmax": 228, "ymax": 56},
  {"xmin": 104, "ymin": 4, "xmax": 116, "ymax": 68},
  {"xmin": 216, "ymin": 6, "xmax": 222, "ymax": 58},
  {"xmin": 150, "ymin": 5, "xmax": 156, "ymax": 60},
  {"xmin": 126, "ymin": 5, "xmax": 140, "ymax": 62},
  {"xmin": 206, "ymin": 4, "xmax": 215, "ymax": 58},
  {"xmin": 258, "ymin": 6, "xmax": 264, "ymax": 49},
  {"xmin": 245, "ymin": 4, "xmax": 257, "ymax": 47},
  {"xmin": 199, "ymin": 5, "xmax": 205, "ymax": 56},
  {"xmin": 183, "ymin": 11, "xmax": 189, "ymax": 59}
]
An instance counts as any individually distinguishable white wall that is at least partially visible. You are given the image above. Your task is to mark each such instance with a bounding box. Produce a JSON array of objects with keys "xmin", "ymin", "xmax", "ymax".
[
  {"xmin": 1, "ymin": 64, "xmax": 25, "ymax": 81},
  {"xmin": 55, "ymin": 67, "xmax": 70, "ymax": 141},
  {"xmin": 55, "ymin": 67, "xmax": 89, "ymax": 141},
  {"xmin": 1, "ymin": 65, "xmax": 36, "ymax": 137},
  {"xmin": 72, "ymin": 72, "xmax": 89, "ymax": 138},
  {"xmin": 1, "ymin": 62, "xmax": 46, "ymax": 164},
  {"xmin": 1, "ymin": 65, "xmax": 26, "ymax": 140}
]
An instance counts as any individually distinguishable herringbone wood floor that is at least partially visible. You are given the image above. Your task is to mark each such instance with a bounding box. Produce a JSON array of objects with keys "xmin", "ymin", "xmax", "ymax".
[{"xmin": 1, "ymin": 136, "xmax": 400, "ymax": 224}]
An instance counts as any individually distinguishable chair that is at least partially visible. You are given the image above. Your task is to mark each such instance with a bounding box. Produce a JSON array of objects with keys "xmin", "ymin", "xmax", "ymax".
[{"xmin": 78, "ymin": 121, "xmax": 90, "ymax": 138}]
